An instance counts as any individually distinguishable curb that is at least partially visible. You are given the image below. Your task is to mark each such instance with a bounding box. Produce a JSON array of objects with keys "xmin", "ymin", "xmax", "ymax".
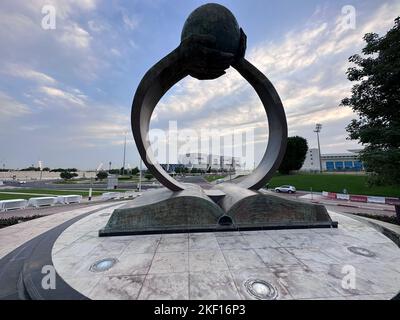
[
  {"xmin": 322, "ymin": 191, "xmax": 400, "ymax": 206},
  {"xmin": 311, "ymin": 200, "xmax": 396, "ymax": 213}
]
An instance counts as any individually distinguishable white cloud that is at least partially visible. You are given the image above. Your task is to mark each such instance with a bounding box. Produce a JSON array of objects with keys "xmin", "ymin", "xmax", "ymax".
[
  {"xmin": 110, "ymin": 48, "xmax": 121, "ymax": 56},
  {"xmin": 122, "ymin": 13, "xmax": 139, "ymax": 30},
  {"xmin": 151, "ymin": 1, "xmax": 400, "ymax": 155},
  {"xmin": 0, "ymin": 91, "xmax": 31, "ymax": 118},
  {"xmin": 1, "ymin": 64, "xmax": 56, "ymax": 84},
  {"xmin": 21, "ymin": 0, "xmax": 98, "ymax": 18},
  {"xmin": 39, "ymin": 86, "xmax": 88, "ymax": 108},
  {"xmin": 59, "ymin": 23, "xmax": 92, "ymax": 49},
  {"xmin": 88, "ymin": 20, "xmax": 108, "ymax": 32},
  {"xmin": 0, "ymin": 1, "xmax": 398, "ymax": 168}
]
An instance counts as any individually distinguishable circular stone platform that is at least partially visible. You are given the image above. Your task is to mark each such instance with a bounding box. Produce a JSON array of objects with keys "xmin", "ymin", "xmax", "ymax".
[{"xmin": 52, "ymin": 210, "xmax": 400, "ymax": 300}]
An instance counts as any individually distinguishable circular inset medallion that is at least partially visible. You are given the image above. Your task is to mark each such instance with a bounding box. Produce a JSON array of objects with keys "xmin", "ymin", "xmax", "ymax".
[
  {"xmin": 244, "ymin": 279, "xmax": 279, "ymax": 300},
  {"xmin": 90, "ymin": 258, "xmax": 118, "ymax": 272}
]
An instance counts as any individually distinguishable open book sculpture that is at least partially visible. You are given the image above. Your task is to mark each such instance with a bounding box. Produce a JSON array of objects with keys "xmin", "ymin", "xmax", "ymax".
[{"xmin": 100, "ymin": 3, "xmax": 336, "ymax": 236}]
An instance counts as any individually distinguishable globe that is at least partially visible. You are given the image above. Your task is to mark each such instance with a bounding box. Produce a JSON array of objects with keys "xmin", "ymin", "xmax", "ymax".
[{"xmin": 181, "ymin": 3, "xmax": 241, "ymax": 55}]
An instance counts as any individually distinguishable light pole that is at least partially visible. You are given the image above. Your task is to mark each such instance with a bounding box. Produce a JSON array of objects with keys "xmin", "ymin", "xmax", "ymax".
[
  {"xmin": 122, "ymin": 132, "xmax": 127, "ymax": 175},
  {"xmin": 314, "ymin": 123, "xmax": 323, "ymax": 173},
  {"xmin": 90, "ymin": 163, "xmax": 103, "ymax": 201},
  {"xmin": 89, "ymin": 173, "xmax": 93, "ymax": 201},
  {"xmin": 139, "ymin": 159, "xmax": 142, "ymax": 192},
  {"xmin": 38, "ymin": 160, "xmax": 43, "ymax": 181}
]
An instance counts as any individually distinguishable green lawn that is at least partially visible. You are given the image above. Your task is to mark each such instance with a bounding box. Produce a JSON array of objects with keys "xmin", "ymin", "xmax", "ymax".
[
  {"xmin": 267, "ymin": 173, "xmax": 400, "ymax": 198},
  {"xmin": 0, "ymin": 188, "xmax": 136, "ymax": 201},
  {"xmin": 0, "ymin": 189, "xmax": 103, "ymax": 201},
  {"xmin": 0, "ymin": 193, "xmax": 41, "ymax": 200},
  {"xmin": 204, "ymin": 175, "xmax": 228, "ymax": 182}
]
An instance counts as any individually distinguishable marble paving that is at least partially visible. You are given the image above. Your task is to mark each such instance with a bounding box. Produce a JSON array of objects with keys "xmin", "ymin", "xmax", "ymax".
[
  {"xmin": 0, "ymin": 202, "xmax": 123, "ymax": 260},
  {"xmin": 52, "ymin": 211, "xmax": 400, "ymax": 300}
]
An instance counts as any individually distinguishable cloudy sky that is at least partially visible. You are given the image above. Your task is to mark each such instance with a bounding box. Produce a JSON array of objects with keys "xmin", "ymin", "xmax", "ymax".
[{"xmin": 0, "ymin": 0, "xmax": 399, "ymax": 170}]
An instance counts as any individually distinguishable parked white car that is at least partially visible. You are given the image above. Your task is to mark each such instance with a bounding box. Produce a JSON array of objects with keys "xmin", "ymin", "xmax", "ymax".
[{"xmin": 275, "ymin": 185, "xmax": 296, "ymax": 194}]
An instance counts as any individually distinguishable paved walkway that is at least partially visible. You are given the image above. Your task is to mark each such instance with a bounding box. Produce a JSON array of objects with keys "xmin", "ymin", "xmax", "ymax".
[
  {"xmin": 1, "ymin": 197, "xmax": 400, "ymax": 300},
  {"xmin": 0, "ymin": 202, "xmax": 118, "ymax": 260},
  {"xmin": 52, "ymin": 210, "xmax": 400, "ymax": 300}
]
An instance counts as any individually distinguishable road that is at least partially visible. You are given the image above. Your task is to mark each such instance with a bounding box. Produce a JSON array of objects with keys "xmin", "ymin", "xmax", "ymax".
[
  {"xmin": 265, "ymin": 189, "xmax": 396, "ymax": 217},
  {"xmin": 1, "ymin": 175, "xmax": 397, "ymax": 221},
  {"xmin": 178, "ymin": 176, "xmax": 397, "ymax": 217},
  {"xmin": 1, "ymin": 180, "xmax": 162, "ymax": 191},
  {"xmin": 176, "ymin": 175, "xmax": 213, "ymax": 189}
]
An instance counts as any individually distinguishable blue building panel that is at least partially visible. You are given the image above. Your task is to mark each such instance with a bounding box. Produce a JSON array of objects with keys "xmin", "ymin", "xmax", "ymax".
[
  {"xmin": 344, "ymin": 161, "xmax": 353, "ymax": 169},
  {"xmin": 353, "ymin": 161, "xmax": 363, "ymax": 171},
  {"xmin": 335, "ymin": 161, "xmax": 344, "ymax": 170},
  {"xmin": 326, "ymin": 161, "xmax": 334, "ymax": 171}
]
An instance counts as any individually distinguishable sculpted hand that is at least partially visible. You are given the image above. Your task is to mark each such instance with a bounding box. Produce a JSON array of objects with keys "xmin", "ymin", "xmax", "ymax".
[{"xmin": 179, "ymin": 34, "xmax": 235, "ymax": 80}]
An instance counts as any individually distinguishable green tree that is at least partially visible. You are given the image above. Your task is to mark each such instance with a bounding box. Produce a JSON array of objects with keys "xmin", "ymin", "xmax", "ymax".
[
  {"xmin": 131, "ymin": 166, "xmax": 139, "ymax": 175},
  {"xmin": 20, "ymin": 166, "xmax": 40, "ymax": 171},
  {"xmin": 145, "ymin": 173, "xmax": 153, "ymax": 181},
  {"xmin": 60, "ymin": 171, "xmax": 78, "ymax": 180},
  {"xmin": 96, "ymin": 171, "xmax": 108, "ymax": 181},
  {"xmin": 191, "ymin": 168, "xmax": 199, "ymax": 174},
  {"xmin": 278, "ymin": 136, "xmax": 308, "ymax": 174},
  {"xmin": 341, "ymin": 17, "xmax": 400, "ymax": 185}
]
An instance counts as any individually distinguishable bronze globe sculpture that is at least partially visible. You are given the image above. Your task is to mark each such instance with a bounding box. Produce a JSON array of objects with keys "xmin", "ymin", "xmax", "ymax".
[
  {"xmin": 181, "ymin": 3, "xmax": 241, "ymax": 55},
  {"xmin": 99, "ymin": 3, "xmax": 335, "ymax": 237},
  {"xmin": 131, "ymin": 3, "xmax": 287, "ymax": 192}
]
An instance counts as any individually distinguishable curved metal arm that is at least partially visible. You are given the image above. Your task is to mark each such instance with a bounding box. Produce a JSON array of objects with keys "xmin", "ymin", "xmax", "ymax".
[
  {"xmin": 131, "ymin": 51, "xmax": 287, "ymax": 191},
  {"xmin": 232, "ymin": 59, "xmax": 287, "ymax": 190}
]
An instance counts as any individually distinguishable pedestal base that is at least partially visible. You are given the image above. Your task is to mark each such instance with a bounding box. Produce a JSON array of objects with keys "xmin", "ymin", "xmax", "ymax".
[{"xmin": 99, "ymin": 184, "xmax": 336, "ymax": 237}]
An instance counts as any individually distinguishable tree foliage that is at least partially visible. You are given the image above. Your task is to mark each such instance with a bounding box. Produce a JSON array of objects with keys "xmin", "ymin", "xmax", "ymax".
[
  {"xmin": 96, "ymin": 171, "xmax": 108, "ymax": 181},
  {"xmin": 51, "ymin": 168, "xmax": 78, "ymax": 172},
  {"xmin": 341, "ymin": 17, "xmax": 400, "ymax": 185},
  {"xmin": 60, "ymin": 171, "xmax": 78, "ymax": 180},
  {"xmin": 279, "ymin": 136, "xmax": 308, "ymax": 174},
  {"xmin": 131, "ymin": 166, "xmax": 139, "ymax": 175}
]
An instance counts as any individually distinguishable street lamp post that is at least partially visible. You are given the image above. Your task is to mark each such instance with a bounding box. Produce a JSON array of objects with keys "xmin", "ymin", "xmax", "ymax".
[
  {"xmin": 90, "ymin": 163, "xmax": 103, "ymax": 201},
  {"xmin": 122, "ymin": 132, "xmax": 127, "ymax": 175},
  {"xmin": 314, "ymin": 123, "xmax": 323, "ymax": 173},
  {"xmin": 89, "ymin": 174, "xmax": 93, "ymax": 201},
  {"xmin": 38, "ymin": 160, "xmax": 43, "ymax": 181},
  {"xmin": 139, "ymin": 159, "xmax": 142, "ymax": 192}
]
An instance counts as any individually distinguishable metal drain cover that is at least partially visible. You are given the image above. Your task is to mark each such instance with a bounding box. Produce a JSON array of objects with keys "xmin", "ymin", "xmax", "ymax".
[
  {"xmin": 244, "ymin": 279, "xmax": 278, "ymax": 300},
  {"xmin": 90, "ymin": 258, "xmax": 118, "ymax": 272},
  {"xmin": 347, "ymin": 246, "xmax": 376, "ymax": 257}
]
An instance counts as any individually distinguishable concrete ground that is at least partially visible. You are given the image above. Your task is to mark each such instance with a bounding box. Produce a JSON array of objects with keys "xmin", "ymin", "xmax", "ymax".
[
  {"xmin": 52, "ymin": 209, "xmax": 400, "ymax": 300},
  {"xmin": 0, "ymin": 201, "xmax": 103, "ymax": 219},
  {"xmin": 1, "ymin": 186, "xmax": 399, "ymax": 300}
]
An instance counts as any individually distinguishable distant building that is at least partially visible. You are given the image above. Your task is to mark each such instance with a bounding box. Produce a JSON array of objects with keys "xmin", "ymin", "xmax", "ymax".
[
  {"xmin": 179, "ymin": 153, "xmax": 209, "ymax": 170},
  {"xmin": 301, "ymin": 149, "xmax": 364, "ymax": 172},
  {"xmin": 208, "ymin": 154, "xmax": 221, "ymax": 170},
  {"xmin": 220, "ymin": 156, "xmax": 242, "ymax": 171},
  {"xmin": 301, "ymin": 148, "xmax": 321, "ymax": 172},
  {"xmin": 160, "ymin": 153, "xmax": 244, "ymax": 172},
  {"xmin": 160, "ymin": 164, "xmax": 185, "ymax": 173}
]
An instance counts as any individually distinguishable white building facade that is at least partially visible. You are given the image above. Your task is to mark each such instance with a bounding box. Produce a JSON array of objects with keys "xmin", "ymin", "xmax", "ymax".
[
  {"xmin": 174, "ymin": 153, "xmax": 244, "ymax": 171},
  {"xmin": 301, "ymin": 149, "xmax": 364, "ymax": 172}
]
